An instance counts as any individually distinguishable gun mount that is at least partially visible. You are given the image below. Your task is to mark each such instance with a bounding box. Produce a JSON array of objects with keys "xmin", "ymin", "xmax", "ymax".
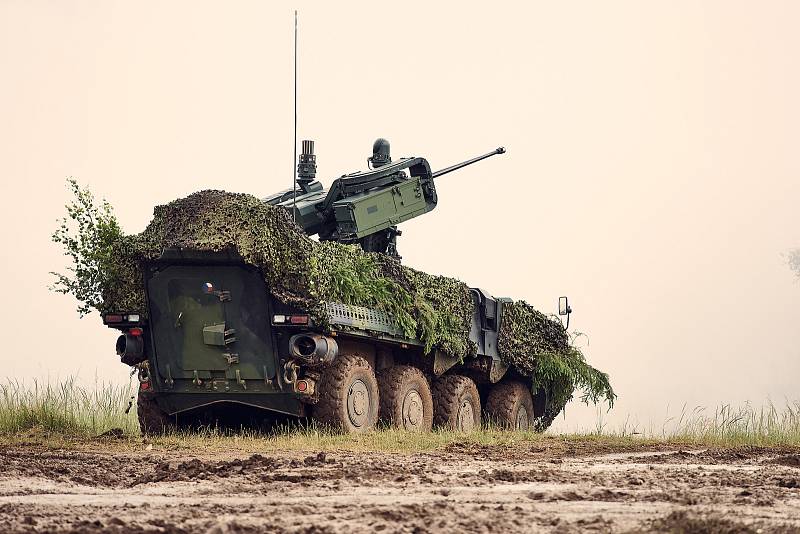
[{"xmin": 264, "ymin": 139, "xmax": 505, "ymax": 258}]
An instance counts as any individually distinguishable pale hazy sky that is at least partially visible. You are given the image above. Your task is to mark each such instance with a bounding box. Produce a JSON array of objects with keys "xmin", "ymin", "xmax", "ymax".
[{"xmin": 1, "ymin": 1, "xmax": 798, "ymax": 431}]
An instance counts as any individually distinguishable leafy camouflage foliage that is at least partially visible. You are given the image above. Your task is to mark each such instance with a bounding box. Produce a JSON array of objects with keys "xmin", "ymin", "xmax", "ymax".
[
  {"xmin": 498, "ymin": 301, "xmax": 616, "ymax": 408},
  {"xmin": 50, "ymin": 180, "xmax": 124, "ymax": 316},
  {"xmin": 102, "ymin": 190, "xmax": 317, "ymax": 317},
  {"xmin": 52, "ymin": 187, "xmax": 613, "ymax": 408}
]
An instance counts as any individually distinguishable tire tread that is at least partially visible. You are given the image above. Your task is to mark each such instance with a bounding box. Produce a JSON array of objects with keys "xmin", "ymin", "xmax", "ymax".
[
  {"xmin": 485, "ymin": 381, "xmax": 534, "ymax": 429},
  {"xmin": 377, "ymin": 365, "xmax": 433, "ymax": 431},
  {"xmin": 431, "ymin": 374, "xmax": 481, "ymax": 430},
  {"xmin": 313, "ymin": 354, "xmax": 378, "ymax": 432}
]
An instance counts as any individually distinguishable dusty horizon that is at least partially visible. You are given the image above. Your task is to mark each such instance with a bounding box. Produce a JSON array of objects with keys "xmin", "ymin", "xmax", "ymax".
[{"xmin": 1, "ymin": 1, "xmax": 798, "ymax": 432}]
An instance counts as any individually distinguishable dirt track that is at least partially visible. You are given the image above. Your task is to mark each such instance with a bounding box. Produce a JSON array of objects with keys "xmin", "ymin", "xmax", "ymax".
[{"xmin": 1, "ymin": 439, "xmax": 799, "ymax": 533}]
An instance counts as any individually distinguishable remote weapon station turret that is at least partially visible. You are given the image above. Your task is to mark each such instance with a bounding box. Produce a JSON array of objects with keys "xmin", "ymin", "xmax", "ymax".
[{"xmin": 264, "ymin": 138, "xmax": 506, "ymax": 258}]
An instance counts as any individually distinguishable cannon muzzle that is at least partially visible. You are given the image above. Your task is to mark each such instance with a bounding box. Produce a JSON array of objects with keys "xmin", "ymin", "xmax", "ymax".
[{"xmin": 431, "ymin": 147, "xmax": 506, "ymax": 179}]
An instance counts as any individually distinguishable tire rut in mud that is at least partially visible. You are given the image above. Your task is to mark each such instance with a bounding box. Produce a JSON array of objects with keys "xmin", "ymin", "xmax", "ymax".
[{"xmin": 2, "ymin": 443, "xmax": 800, "ymax": 533}]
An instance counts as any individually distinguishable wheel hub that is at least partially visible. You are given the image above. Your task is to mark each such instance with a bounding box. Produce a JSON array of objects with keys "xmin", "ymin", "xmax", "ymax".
[
  {"xmin": 347, "ymin": 379, "xmax": 370, "ymax": 428},
  {"xmin": 456, "ymin": 400, "xmax": 475, "ymax": 432},
  {"xmin": 515, "ymin": 405, "xmax": 529, "ymax": 430},
  {"xmin": 402, "ymin": 390, "xmax": 424, "ymax": 430}
]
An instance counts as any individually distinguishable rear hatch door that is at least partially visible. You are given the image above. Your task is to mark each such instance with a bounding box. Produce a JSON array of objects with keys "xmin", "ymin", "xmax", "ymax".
[{"xmin": 146, "ymin": 263, "xmax": 276, "ymax": 384}]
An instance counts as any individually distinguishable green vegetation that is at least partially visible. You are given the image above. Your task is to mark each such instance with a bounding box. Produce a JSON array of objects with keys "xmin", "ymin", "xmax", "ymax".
[
  {"xmin": 499, "ymin": 302, "xmax": 614, "ymax": 409},
  {"xmin": 0, "ymin": 378, "xmax": 138, "ymax": 436},
  {"xmin": 310, "ymin": 241, "xmax": 473, "ymax": 356},
  {"xmin": 1, "ymin": 380, "xmax": 798, "ymax": 450},
  {"xmin": 50, "ymin": 179, "xmax": 123, "ymax": 317},
  {"xmin": 659, "ymin": 402, "xmax": 800, "ymax": 447},
  {"xmin": 51, "ymin": 185, "xmax": 613, "ymax": 408}
]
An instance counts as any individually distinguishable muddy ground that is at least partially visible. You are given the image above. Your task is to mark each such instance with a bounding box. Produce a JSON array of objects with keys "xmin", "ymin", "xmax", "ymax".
[{"xmin": 0, "ymin": 439, "xmax": 799, "ymax": 533}]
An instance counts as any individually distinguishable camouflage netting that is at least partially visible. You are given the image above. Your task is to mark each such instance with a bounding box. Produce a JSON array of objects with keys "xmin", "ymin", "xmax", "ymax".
[
  {"xmin": 53, "ymin": 187, "xmax": 615, "ymax": 410},
  {"xmin": 102, "ymin": 190, "xmax": 476, "ymax": 358},
  {"xmin": 498, "ymin": 301, "xmax": 615, "ymax": 418}
]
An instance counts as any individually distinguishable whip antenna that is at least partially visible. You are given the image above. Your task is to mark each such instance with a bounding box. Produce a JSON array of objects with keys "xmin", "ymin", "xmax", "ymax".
[{"xmin": 292, "ymin": 10, "xmax": 298, "ymax": 222}]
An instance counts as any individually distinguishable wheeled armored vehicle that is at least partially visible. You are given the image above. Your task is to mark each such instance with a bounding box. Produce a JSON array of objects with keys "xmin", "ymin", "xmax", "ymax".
[{"xmin": 106, "ymin": 140, "xmax": 570, "ymax": 433}]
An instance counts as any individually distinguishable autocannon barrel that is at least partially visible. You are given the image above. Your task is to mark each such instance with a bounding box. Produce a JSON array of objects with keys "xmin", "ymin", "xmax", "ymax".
[{"xmin": 431, "ymin": 147, "xmax": 506, "ymax": 179}]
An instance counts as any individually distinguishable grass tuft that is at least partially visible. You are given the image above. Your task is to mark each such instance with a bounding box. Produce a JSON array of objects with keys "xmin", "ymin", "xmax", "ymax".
[
  {"xmin": 0, "ymin": 378, "xmax": 138, "ymax": 436},
  {"xmin": 666, "ymin": 402, "xmax": 800, "ymax": 447},
  {"xmin": 0, "ymin": 379, "xmax": 798, "ymax": 451}
]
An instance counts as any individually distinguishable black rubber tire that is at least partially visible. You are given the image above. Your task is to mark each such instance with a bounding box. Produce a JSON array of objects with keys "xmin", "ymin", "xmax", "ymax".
[
  {"xmin": 137, "ymin": 393, "xmax": 175, "ymax": 436},
  {"xmin": 432, "ymin": 375, "xmax": 481, "ymax": 432},
  {"xmin": 485, "ymin": 381, "xmax": 535, "ymax": 430},
  {"xmin": 313, "ymin": 354, "xmax": 379, "ymax": 433},
  {"xmin": 377, "ymin": 366, "xmax": 433, "ymax": 432}
]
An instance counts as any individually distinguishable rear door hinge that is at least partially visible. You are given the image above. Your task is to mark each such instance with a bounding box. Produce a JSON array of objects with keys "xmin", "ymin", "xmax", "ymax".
[{"xmin": 222, "ymin": 353, "xmax": 239, "ymax": 365}]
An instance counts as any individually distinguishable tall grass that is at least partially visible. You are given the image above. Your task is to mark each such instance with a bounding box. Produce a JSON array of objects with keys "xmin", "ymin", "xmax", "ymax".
[
  {"xmin": 0, "ymin": 378, "xmax": 138, "ymax": 436},
  {"xmin": 0, "ymin": 378, "xmax": 798, "ymax": 449},
  {"xmin": 590, "ymin": 401, "xmax": 800, "ymax": 447},
  {"xmin": 666, "ymin": 402, "xmax": 800, "ymax": 447}
]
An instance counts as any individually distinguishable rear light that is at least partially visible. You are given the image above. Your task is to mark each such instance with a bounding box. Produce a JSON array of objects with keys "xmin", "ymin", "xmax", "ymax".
[
  {"xmin": 140, "ymin": 381, "xmax": 150, "ymax": 391},
  {"xmin": 128, "ymin": 327, "xmax": 143, "ymax": 337},
  {"xmin": 294, "ymin": 379, "xmax": 315, "ymax": 395},
  {"xmin": 274, "ymin": 314, "xmax": 310, "ymax": 325},
  {"xmin": 103, "ymin": 313, "xmax": 141, "ymax": 325}
]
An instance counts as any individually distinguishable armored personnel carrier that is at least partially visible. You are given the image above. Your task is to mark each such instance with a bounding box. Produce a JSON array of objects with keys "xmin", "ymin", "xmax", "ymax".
[{"xmin": 106, "ymin": 140, "xmax": 580, "ymax": 434}]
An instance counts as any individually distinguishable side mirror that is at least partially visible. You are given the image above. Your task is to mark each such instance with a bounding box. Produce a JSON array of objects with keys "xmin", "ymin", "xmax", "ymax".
[{"xmin": 558, "ymin": 296, "xmax": 572, "ymax": 316}]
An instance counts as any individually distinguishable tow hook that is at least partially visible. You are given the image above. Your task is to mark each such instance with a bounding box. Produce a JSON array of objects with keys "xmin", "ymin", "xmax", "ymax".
[
  {"xmin": 137, "ymin": 363, "xmax": 151, "ymax": 384},
  {"xmin": 283, "ymin": 360, "xmax": 299, "ymax": 385},
  {"xmin": 137, "ymin": 363, "xmax": 152, "ymax": 391},
  {"xmin": 283, "ymin": 361, "xmax": 315, "ymax": 396}
]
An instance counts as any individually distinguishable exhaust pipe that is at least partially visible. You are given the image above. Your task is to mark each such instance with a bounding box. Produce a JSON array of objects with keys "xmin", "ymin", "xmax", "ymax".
[
  {"xmin": 289, "ymin": 333, "xmax": 338, "ymax": 366},
  {"xmin": 116, "ymin": 332, "xmax": 145, "ymax": 365}
]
